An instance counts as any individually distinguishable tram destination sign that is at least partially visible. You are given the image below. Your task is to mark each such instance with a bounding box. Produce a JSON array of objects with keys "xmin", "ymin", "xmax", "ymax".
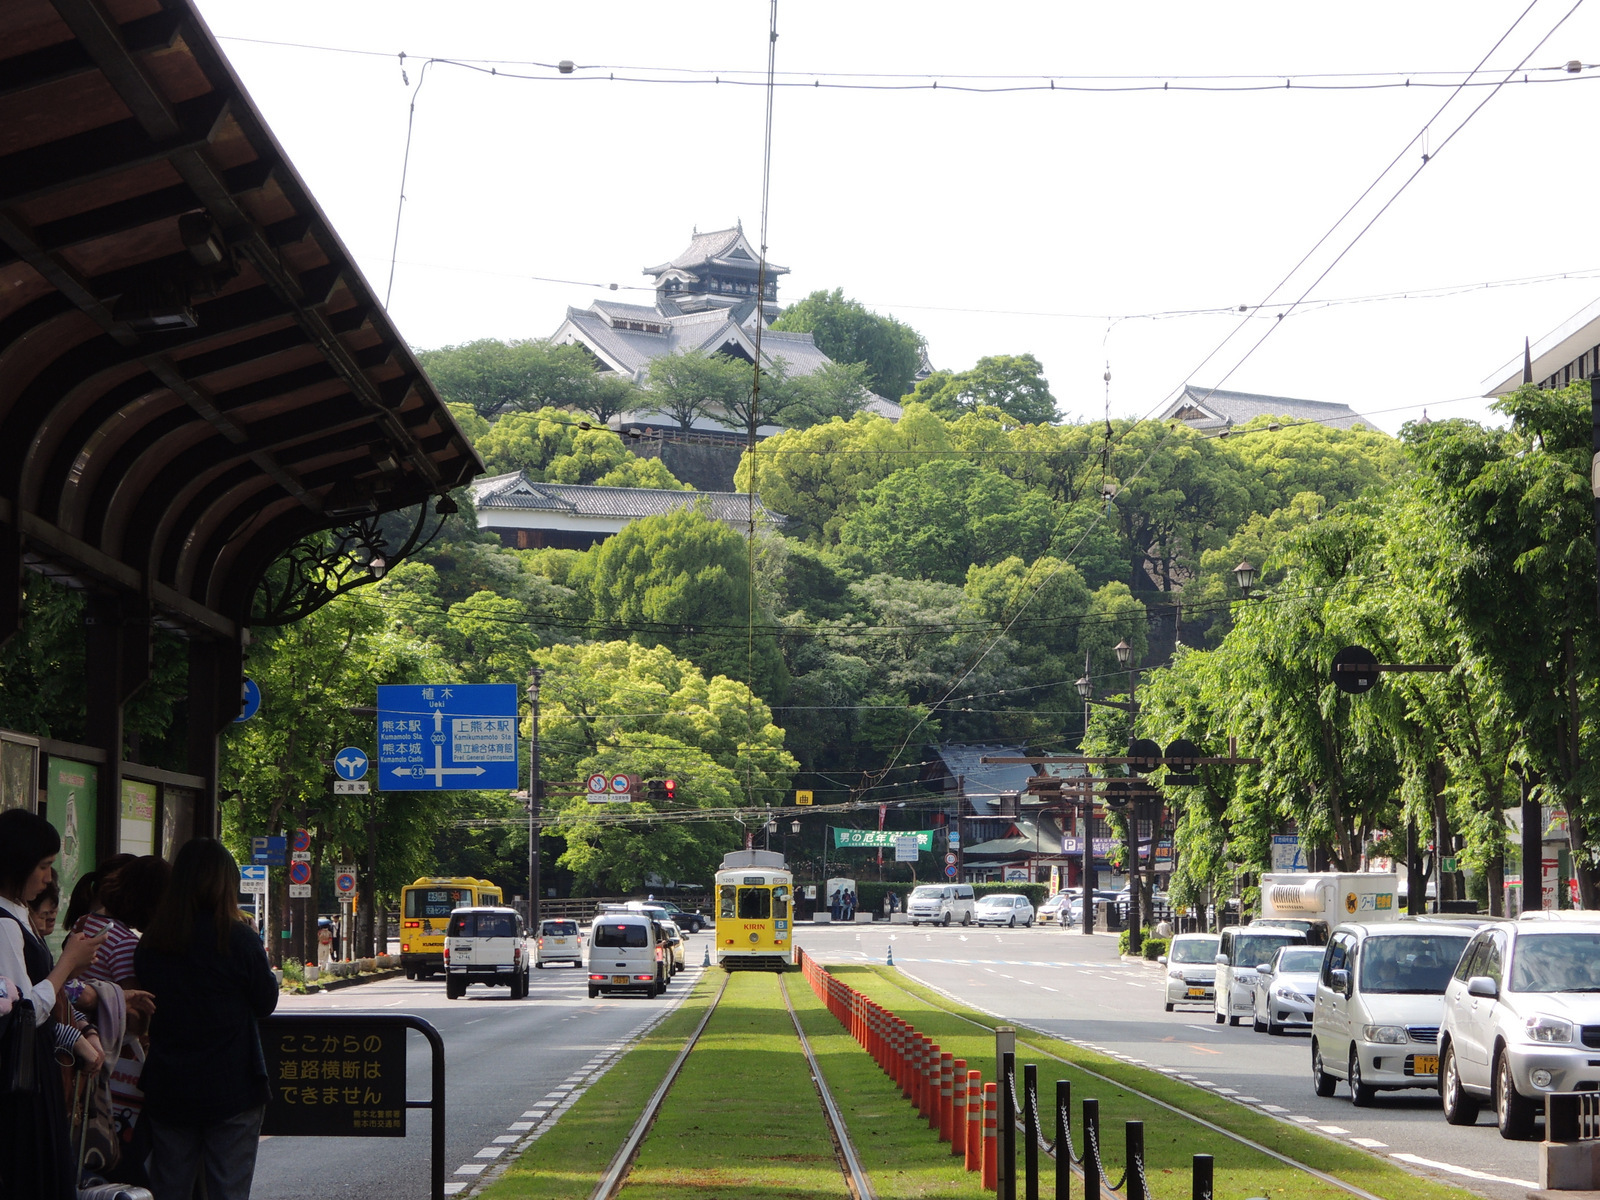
[
  {"xmin": 377, "ymin": 684, "xmax": 519, "ymax": 791},
  {"xmin": 261, "ymin": 1018, "xmax": 406, "ymax": 1137}
]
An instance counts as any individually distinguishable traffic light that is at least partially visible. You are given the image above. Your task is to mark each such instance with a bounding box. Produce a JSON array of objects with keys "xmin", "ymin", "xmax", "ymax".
[{"xmin": 646, "ymin": 778, "xmax": 678, "ymax": 802}]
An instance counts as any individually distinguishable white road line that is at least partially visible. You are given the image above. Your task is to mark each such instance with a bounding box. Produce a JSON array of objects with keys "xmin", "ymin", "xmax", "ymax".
[
  {"xmin": 1041, "ymin": 986, "xmax": 1058, "ymax": 992},
  {"xmin": 453, "ymin": 1164, "xmax": 486, "ymax": 1176},
  {"xmin": 1388, "ymin": 1153, "xmax": 1537, "ymax": 1189},
  {"xmin": 1258, "ymin": 1104, "xmax": 1288, "ymax": 1112},
  {"xmin": 492, "ymin": 1135, "xmax": 518, "ymax": 1144},
  {"xmin": 1235, "ymin": 1096, "xmax": 1260, "ymax": 1103},
  {"xmin": 508, "ymin": 1122, "xmax": 533, "ymax": 1131},
  {"xmin": 474, "ymin": 1147, "xmax": 504, "ymax": 1159},
  {"xmin": 1286, "ymin": 1115, "xmax": 1315, "ymax": 1124},
  {"xmin": 1349, "ymin": 1137, "xmax": 1388, "ymax": 1148},
  {"xmin": 1314, "ymin": 1125, "xmax": 1350, "ymax": 1135}
]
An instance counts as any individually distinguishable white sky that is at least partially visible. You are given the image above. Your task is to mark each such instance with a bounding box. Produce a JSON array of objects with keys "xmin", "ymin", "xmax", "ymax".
[{"xmin": 192, "ymin": 0, "xmax": 1600, "ymax": 432}]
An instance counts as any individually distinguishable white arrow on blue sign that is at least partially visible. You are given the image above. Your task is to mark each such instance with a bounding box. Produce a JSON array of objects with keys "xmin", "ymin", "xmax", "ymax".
[
  {"xmin": 333, "ymin": 747, "xmax": 369, "ymax": 781},
  {"xmin": 376, "ymin": 683, "xmax": 519, "ymax": 791},
  {"xmin": 234, "ymin": 678, "xmax": 261, "ymax": 723}
]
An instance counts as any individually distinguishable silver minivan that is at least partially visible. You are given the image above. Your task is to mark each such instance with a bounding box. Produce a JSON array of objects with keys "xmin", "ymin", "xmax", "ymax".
[
  {"xmin": 587, "ymin": 912, "xmax": 666, "ymax": 999},
  {"xmin": 908, "ymin": 884, "xmax": 976, "ymax": 926},
  {"xmin": 1310, "ymin": 920, "xmax": 1474, "ymax": 1105},
  {"xmin": 1214, "ymin": 925, "xmax": 1306, "ymax": 1025}
]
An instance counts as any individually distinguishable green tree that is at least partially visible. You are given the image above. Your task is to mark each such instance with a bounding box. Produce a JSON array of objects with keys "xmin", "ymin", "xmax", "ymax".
[
  {"xmin": 646, "ymin": 349, "xmax": 752, "ymax": 430},
  {"xmin": 585, "ymin": 508, "xmax": 788, "ymax": 702},
  {"xmin": 908, "ymin": 354, "xmax": 1059, "ymax": 425},
  {"xmin": 772, "ymin": 360, "xmax": 876, "ymax": 428},
  {"xmin": 475, "ymin": 408, "xmax": 687, "ymax": 488},
  {"xmin": 837, "ymin": 459, "xmax": 1056, "ymax": 583},
  {"xmin": 771, "ymin": 289, "xmax": 926, "ymax": 402},
  {"xmin": 419, "ymin": 339, "xmax": 615, "ymax": 418}
]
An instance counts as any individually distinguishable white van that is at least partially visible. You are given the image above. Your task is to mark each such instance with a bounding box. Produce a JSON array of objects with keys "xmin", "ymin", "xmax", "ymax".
[
  {"xmin": 443, "ymin": 907, "xmax": 528, "ymax": 999},
  {"xmin": 1310, "ymin": 919, "xmax": 1475, "ymax": 1105},
  {"xmin": 587, "ymin": 911, "xmax": 666, "ymax": 999},
  {"xmin": 908, "ymin": 884, "xmax": 976, "ymax": 926},
  {"xmin": 1214, "ymin": 925, "xmax": 1306, "ymax": 1025}
]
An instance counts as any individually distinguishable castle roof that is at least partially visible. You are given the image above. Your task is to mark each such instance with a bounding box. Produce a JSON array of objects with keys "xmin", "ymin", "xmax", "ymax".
[
  {"xmin": 1161, "ymin": 384, "xmax": 1368, "ymax": 431},
  {"xmin": 644, "ymin": 226, "xmax": 789, "ymax": 280},
  {"xmin": 471, "ymin": 471, "xmax": 780, "ymax": 526}
]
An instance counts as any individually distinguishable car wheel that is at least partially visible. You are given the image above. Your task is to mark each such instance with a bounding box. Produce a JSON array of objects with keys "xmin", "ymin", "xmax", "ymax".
[
  {"xmin": 943, "ymin": 912, "xmax": 951, "ymax": 926},
  {"xmin": 1253, "ymin": 1011, "xmax": 1266, "ymax": 1033},
  {"xmin": 1495, "ymin": 1050, "xmax": 1536, "ymax": 1139},
  {"xmin": 911, "ymin": 920, "xmax": 919, "ymax": 927},
  {"xmin": 1441, "ymin": 1044, "xmax": 1480, "ymax": 1126},
  {"xmin": 588, "ymin": 985, "xmax": 600, "ymax": 999},
  {"xmin": 1008, "ymin": 915, "xmax": 1016, "ymax": 928},
  {"xmin": 1215, "ymin": 1010, "xmax": 1226, "ymax": 1025},
  {"xmin": 1165, "ymin": 1002, "xmax": 1174, "ymax": 1012},
  {"xmin": 446, "ymin": 976, "xmax": 464, "ymax": 1000},
  {"xmin": 963, "ymin": 913, "xmax": 972, "ymax": 926},
  {"xmin": 1267, "ymin": 1018, "xmax": 1283, "ymax": 1037},
  {"xmin": 1312, "ymin": 1041, "xmax": 1337, "ymax": 1098},
  {"xmin": 1349, "ymin": 1049, "xmax": 1375, "ymax": 1107},
  {"xmin": 1229, "ymin": 1015, "xmax": 1241, "ymax": 1026},
  {"xmin": 535, "ymin": 961, "xmax": 544, "ymax": 969}
]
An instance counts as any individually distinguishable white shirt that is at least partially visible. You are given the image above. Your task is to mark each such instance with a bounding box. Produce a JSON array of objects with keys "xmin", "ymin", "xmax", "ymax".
[{"xmin": 0, "ymin": 894, "xmax": 54, "ymax": 1013}]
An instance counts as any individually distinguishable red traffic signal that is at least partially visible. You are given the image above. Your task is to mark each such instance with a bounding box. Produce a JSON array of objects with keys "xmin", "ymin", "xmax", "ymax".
[{"xmin": 663, "ymin": 778, "xmax": 676, "ymax": 800}]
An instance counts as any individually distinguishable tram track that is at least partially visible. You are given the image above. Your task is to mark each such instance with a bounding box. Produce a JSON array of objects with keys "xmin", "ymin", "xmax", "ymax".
[{"xmin": 589, "ymin": 969, "xmax": 876, "ymax": 1200}]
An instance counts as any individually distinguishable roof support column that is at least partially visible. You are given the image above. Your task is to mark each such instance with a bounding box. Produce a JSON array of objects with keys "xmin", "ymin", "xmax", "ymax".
[
  {"xmin": 185, "ymin": 635, "xmax": 242, "ymax": 840},
  {"xmin": 0, "ymin": 522, "xmax": 20, "ymax": 648},
  {"xmin": 83, "ymin": 594, "xmax": 150, "ymax": 863}
]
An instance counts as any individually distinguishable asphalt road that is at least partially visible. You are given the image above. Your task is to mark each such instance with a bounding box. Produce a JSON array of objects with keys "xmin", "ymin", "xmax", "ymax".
[
  {"xmin": 252, "ymin": 954, "xmax": 708, "ymax": 1200},
  {"xmin": 793, "ymin": 921, "xmax": 1540, "ymax": 1200}
]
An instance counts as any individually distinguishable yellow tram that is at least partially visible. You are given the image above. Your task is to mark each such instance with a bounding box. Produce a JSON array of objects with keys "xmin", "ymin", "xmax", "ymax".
[{"xmin": 714, "ymin": 850, "xmax": 794, "ymax": 970}]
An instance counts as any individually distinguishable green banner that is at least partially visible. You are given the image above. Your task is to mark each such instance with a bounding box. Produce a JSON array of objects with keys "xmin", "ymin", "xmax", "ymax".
[
  {"xmin": 831, "ymin": 828, "xmax": 935, "ymax": 850},
  {"xmin": 46, "ymin": 759, "xmax": 97, "ymax": 955}
]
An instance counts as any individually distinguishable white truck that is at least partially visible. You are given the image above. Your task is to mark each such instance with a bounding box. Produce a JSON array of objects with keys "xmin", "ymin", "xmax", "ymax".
[{"xmin": 1258, "ymin": 872, "xmax": 1400, "ymax": 944}]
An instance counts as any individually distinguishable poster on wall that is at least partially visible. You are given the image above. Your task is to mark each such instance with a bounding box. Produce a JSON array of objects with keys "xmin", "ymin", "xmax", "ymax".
[
  {"xmin": 120, "ymin": 779, "xmax": 156, "ymax": 856},
  {"xmin": 161, "ymin": 786, "xmax": 196, "ymax": 860},
  {"xmin": 0, "ymin": 735, "xmax": 39, "ymax": 812},
  {"xmin": 46, "ymin": 759, "xmax": 97, "ymax": 954},
  {"xmin": 1004, "ymin": 867, "xmax": 1029, "ymax": 882}
]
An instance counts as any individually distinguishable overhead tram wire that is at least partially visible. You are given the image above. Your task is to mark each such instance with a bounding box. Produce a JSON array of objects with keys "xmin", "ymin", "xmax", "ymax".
[{"xmin": 862, "ymin": 1, "xmax": 1573, "ymax": 783}]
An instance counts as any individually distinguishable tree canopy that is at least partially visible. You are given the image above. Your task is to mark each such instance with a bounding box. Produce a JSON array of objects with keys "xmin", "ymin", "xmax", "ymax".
[
  {"xmin": 771, "ymin": 289, "xmax": 926, "ymax": 402},
  {"xmin": 907, "ymin": 354, "xmax": 1059, "ymax": 425}
]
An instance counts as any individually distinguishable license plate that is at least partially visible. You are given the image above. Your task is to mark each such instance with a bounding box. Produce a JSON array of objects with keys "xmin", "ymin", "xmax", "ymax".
[
  {"xmin": 1413, "ymin": 1054, "xmax": 1439, "ymax": 1075},
  {"xmin": 1186, "ymin": 987, "xmax": 1207, "ymax": 998},
  {"xmin": 612, "ymin": 975, "xmax": 628, "ymax": 984}
]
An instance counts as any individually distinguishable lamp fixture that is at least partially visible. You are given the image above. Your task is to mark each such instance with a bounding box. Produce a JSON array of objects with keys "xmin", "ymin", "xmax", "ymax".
[
  {"xmin": 1074, "ymin": 675, "xmax": 1092, "ymax": 700},
  {"xmin": 178, "ymin": 212, "xmax": 226, "ymax": 267},
  {"xmin": 1233, "ymin": 560, "xmax": 1258, "ymax": 596},
  {"xmin": 791, "ymin": 820, "xmax": 801, "ymax": 834},
  {"xmin": 435, "ymin": 494, "xmax": 459, "ymax": 515},
  {"xmin": 1114, "ymin": 639, "xmax": 1132, "ymax": 669}
]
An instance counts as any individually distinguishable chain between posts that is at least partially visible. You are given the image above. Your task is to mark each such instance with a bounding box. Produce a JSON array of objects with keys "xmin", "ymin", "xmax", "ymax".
[{"xmin": 1086, "ymin": 1113, "xmax": 1127, "ymax": 1194}]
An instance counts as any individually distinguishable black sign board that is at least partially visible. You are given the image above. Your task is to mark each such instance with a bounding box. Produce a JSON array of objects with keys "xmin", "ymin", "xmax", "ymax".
[
  {"xmin": 262, "ymin": 1017, "xmax": 407, "ymax": 1137},
  {"xmin": 1331, "ymin": 644, "xmax": 1381, "ymax": 695}
]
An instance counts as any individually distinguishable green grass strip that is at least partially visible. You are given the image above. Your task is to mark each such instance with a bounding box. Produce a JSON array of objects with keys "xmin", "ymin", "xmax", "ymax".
[
  {"xmin": 620, "ymin": 971, "xmax": 842, "ymax": 1198},
  {"xmin": 844, "ymin": 965, "xmax": 1480, "ymax": 1200},
  {"xmin": 479, "ymin": 973, "xmax": 721, "ymax": 1200},
  {"xmin": 786, "ymin": 970, "xmax": 993, "ymax": 1198}
]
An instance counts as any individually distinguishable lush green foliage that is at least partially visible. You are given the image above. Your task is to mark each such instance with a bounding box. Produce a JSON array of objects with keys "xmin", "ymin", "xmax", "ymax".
[
  {"xmin": 475, "ymin": 406, "xmax": 687, "ymax": 488},
  {"xmin": 907, "ymin": 353, "xmax": 1059, "ymax": 424},
  {"xmin": 420, "ymin": 338, "xmax": 636, "ymax": 420},
  {"xmin": 770, "ymin": 288, "xmax": 926, "ymax": 402}
]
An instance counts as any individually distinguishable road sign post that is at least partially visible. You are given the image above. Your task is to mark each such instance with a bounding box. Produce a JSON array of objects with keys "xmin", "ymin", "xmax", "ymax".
[{"xmin": 377, "ymin": 684, "xmax": 519, "ymax": 791}]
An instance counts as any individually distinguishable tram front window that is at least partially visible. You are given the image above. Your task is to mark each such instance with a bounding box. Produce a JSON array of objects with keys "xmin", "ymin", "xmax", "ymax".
[
  {"xmin": 738, "ymin": 888, "xmax": 771, "ymax": 920},
  {"xmin": 773, "ymin": 886, "xmax": 790, "ymax": 920},
  {"xmin": 720, "ymin": 885, "xmax": 736, "ymax": 919}
]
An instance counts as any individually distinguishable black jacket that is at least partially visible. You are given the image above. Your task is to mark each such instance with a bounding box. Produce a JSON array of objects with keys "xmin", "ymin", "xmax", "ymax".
[{"xmin": 134, "ymin": 916, "xmax": 279, "ymax": 1124}]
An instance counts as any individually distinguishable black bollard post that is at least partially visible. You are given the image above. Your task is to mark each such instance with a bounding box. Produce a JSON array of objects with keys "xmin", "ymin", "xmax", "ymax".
[
  {"xmin": 1192, "ymin": 1153, "xmax": 1214, "ymax": 1200},
  {"xmin": 1125, "ymin": 1121, "xmax": 1145, "ymax": 1200},
  {"xmin": 1001, "ymin": 1051, "xmax": 1017, "ymax": 1200},
  {"xmin": 1082, "ymin": 1098, "xmax": 1100, "ymax": 1200},
  {"xmin": 1024, "ymin": 1063, "xmax": 1039, "ymax": 1200},
  {"xmin": 1055, "ymin": 1080, "xmax": 1071, "ymax": 1200}
]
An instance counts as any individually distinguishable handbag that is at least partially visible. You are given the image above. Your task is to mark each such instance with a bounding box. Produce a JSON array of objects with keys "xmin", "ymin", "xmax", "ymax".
[{"xmin": 0, "ymin": 997, "xmax": 37, "ymax": 1094}]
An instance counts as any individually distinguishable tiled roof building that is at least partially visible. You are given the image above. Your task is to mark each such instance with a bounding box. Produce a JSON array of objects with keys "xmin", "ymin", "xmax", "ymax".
[
  {"xmin": 1160, "ymin": 384, "xmax": 1368, "ymax": 432},
  {"xmin": 469, "ymin": 470, "xmax": 781, "ymax": 550}
]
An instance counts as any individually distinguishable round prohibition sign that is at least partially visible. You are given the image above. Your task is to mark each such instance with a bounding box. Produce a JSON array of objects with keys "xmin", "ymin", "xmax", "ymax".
[
  {"xmin": 587, "ymin": 773, "xmax": 607, "ymax": 794},
  {"xmin": 289, "ymin": 861, "xmax": 312, "ymax": 885},
  {"xmin": 610, "ymin": 774, "xmax": 630, "ymax": 794}
]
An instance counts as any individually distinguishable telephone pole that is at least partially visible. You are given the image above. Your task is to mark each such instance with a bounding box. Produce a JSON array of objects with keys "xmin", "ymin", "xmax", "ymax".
[{"xmin": 527, "ymin": 667, "xmax": 544, "ymax": 929}]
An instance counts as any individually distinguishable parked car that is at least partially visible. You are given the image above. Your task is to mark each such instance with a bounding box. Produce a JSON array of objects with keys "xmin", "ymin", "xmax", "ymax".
[
  {"xmin": 659, "ymin": 920, "xmax": 687, "ymax": 976},
  {"xmin": 1310, "ymin": 919, "xmax": 1475, "ymax": 1106},
  {"xmin": 1038, "ymin": 894, "xmax": 1072, "ymax": 925},
  {"xmin": 1252, "ymin": 944, "xmax": 1325, "ymax": 1034},
  {"xmin": 975, "ymin": 894, "xmax": 1035, "ymax": 927},
  {"xmin": 908, "ymin": 884, "xmax": 976, "ymax": 926},
  {"xmin": 443, "ymin": 907, "xmax": 528, "ymax": 999},
  {"xmin": 535, "ymin": 918, "xmax": 583, "ymax": 968},
  {"xmin": 631, "ymin": 899, "xmax": 707, "ymax": 933},
  {"xmin": 1160, "ymin": 933, "xmax": 1220, "ymax": 1011},
  {"xmin": 1439, "ymin": 916, "xmax": 1600, "ymax": 1138},
  {"xmin": 1214, "ymin": 925, "xmax": 1306, "ymax": 1025},
  {"xmin": 587, "ymin": 911, "xmax": 667, "ymax": 999}
]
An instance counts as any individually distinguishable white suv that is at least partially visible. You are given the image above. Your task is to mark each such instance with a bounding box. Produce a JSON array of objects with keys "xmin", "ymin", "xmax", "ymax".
[
  {"xmin": 1310, "ymin": 920, "xmax": 1474, "ymax": 1105},
  {"xmin": 908, "ymin": 884, "xmax": 975, "ymax": 926},
  {"xmin": 1439, "ymin": 917, "xmax": 1600, "ymax": 1138}
]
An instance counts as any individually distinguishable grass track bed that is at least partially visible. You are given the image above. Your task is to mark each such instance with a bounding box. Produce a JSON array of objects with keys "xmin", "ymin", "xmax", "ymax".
[{"xmin": 841, "ymin": 965, "xmax": 1480, "ymax": 1200}]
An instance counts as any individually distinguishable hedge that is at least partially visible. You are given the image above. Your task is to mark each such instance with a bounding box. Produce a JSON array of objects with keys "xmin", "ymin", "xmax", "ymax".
[{"xmin": 848, "ymin": 880, "xmax": 1052, "ymax": 917}]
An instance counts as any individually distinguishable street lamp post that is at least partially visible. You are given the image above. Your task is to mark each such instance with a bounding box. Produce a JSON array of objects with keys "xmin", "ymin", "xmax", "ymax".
[
  {"xmin": 1076, "ymin": 642, "xmax": 1143, "ymax": 944},
  {"xmin": 1075, "ymin": 653, "xmax": 1096, "ymax": 936},
  {"xmin": 527, "ymin": 667, "xmax": 544, "ymax": 930}
]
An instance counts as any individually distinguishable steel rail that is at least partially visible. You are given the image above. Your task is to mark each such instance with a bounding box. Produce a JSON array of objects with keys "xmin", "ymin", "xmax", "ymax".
[
  {"xmin": 778, "ymin": 972, "xmax": 878, "ymax": 1200},
  {"xmin": 890, "ymin": 975, "xmax": 1389, "ymax": 1200},
  {"xmin": 589, "ymin": 972, "xmax": 730, "ymax": 1200}
]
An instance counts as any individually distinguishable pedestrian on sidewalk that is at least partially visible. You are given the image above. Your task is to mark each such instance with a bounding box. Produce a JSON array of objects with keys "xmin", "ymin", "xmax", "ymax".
[
  {"xmin": 136, "ymin": 839, "xmax": 278, "ymax": 1200},
  {"xmin": 0, "ymin": 808, "xmax": 111, "ymax": 1200},
  {"xmin": 27, "ymin": 871, "xmax": 59, "ymax": 939}
]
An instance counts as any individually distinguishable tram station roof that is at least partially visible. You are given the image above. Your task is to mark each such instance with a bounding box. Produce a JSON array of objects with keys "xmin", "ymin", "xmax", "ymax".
[{"xmin": 0, "ymin": 0, "xmax": 482, "ymax": 638}]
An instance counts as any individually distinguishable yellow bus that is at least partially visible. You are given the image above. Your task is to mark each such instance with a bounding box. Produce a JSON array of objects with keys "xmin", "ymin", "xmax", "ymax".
[{"xmin": 399, "ymin": 877, "xmax": 503, "ymax": 979}]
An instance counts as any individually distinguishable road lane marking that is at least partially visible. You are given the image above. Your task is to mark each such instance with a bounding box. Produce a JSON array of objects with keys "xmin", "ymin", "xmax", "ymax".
[
  {"xmin": 508, "ymin": 1122, "xmax": 533, "ymax": 1130},
  {"xmin": 1349, "ymin": 1138, "xmax": 1387, "ymax": 1148},
  {"xmin": 453, "ymin": 1164, "xmax": 486, "ymax": 1175},
  {"xmin": 492, "ymin": 1135, "xmax": 518, "ymax": 1143},
  {"xmin": 474, "ymin": 1147, "xmax": 504, "ymax": 1159},
  {"xmin": 1314, "ymin": 1125, "xmax": 1350, "ymax": 1135},
  {"xmin": 1287, "ymin": 1115, "xmax": 1315, "ymax": 1123},
  {"xmin": 1388, "ymin": 1153, "xmax": 1536, "ymax": 1189}
]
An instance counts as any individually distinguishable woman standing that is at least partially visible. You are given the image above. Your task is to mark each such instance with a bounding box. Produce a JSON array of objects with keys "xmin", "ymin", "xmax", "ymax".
[
  {"xmin": 0, "ymin": 808, "xmax": 110, "ymax": 1200},
  {"xmin": 136, "ymin": 838, "xmax": 278, "ymax": 1200}
]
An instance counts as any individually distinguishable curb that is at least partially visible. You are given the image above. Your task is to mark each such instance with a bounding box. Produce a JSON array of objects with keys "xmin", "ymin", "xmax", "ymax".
[
  {"xmin": 297, "ymin": 967, "xmax": 404, "ymax": 995},
  {"xmin": 1120, "ymin": 955, "xmax": 1162, "ymax": 967}
]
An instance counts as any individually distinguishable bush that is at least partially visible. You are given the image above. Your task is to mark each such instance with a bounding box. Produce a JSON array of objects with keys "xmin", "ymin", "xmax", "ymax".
[
  {"xmin": 1142, "ymin": 936, "xmax": 1169, "ymax": 961},
  {"xmin": 280, "ymin": 960, "xmax": 305, "ymax": 991},
  {"xmin": 1117, "ymin": 929, "xmax": 1132, "ymax": 955}
]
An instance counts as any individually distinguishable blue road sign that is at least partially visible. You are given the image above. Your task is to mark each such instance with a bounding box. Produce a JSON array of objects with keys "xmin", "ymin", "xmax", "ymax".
[
  {"xmin": 235, "ymin": 678, "xmax": 261, "ymax": 722},
  {"xmin": 377, "ymin": 683, "xmax": 519, "ymax": 791},
  {"xmin": 334, "ymin": 747, "xmax": 369, "ymax": 781},
  {"xmin": 251, "ymin": 835, "xmax": 287, "ymax": 866},
  {"xmin": 944, "ymin": 864, "xmax": 959, "ymax": 878}
]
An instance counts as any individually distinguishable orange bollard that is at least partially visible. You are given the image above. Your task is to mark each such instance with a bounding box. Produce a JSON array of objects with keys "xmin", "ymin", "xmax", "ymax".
[
  {"xmin": 964, "ymin": 1071, "xmax": 982, "ymax": 1172},
  {"xmin": 897, "ymin": 1024, "xmax": 911, "ymax": 1096},
  {"xmin": 951, "ymin": 1059, "xmax": 967, "ymax": 1157},
  {"xmin": 922, "ymin": 1040, "xmax": 938, "ymax": 1121},
  {"xmin": 981, "ymin": 1082, "xmax": 998, "ymax": 1190},
  {"xmin": 939, "ymin": 1052, "xmax": 954, "ymax": 1141}
]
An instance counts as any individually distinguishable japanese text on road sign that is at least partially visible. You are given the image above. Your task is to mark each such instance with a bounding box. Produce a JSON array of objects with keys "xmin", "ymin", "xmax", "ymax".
[{"xmin": 377, "ymin": 684, "xmax": 519, "ymax": 791}]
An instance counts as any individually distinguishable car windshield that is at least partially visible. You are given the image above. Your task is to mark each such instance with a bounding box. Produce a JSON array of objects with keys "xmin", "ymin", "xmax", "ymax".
[
  {"xmin": 978, "ymin": 896, "xmax": 1016, "ymax": 906},
  {"xmin": 1169, "ymin": 937, "xmax": 1219, "ymax": 964},
  {"xmin": 1275, "ymin": 948, "xmax": 1325, "ymax": 974},
  {"xmin": 1233, "ymin": 934, "xmax": 1301, "ymax": 967},
  {"xmin": 1359, "ymin": 934, "xmax": 1470, "ymax": 994},
  {"xmin": 1510, "ymin": 933, "xmax": 1600, "ymax": 992},
  {"xmin": 541, "ymin": 921, "xmax": 577, "ymax": 936},
  {"xmin": 594, "ymin": 922, "xmax": 648, "ymax": 948},
  {"xmin": 911, "ymin": 887, "xmax": 944, "ymax": 900}
]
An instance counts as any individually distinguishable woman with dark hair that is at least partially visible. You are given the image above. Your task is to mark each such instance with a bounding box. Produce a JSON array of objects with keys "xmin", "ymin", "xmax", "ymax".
[
  {"xmin": 28, "ymin": 871, "xmax": 60, "ymax": 939},
  {"xmin": 79, "ymin": 854, "xmax": 170, "ymax": 988},
  {"xmin": 135, "ymin": 838, "xmax": 278, "ymax": 1200},
  {"xmin": 63, "ymin": 851, "xmax": 135, "ymax": 932},
  {"xmin": 0, "ymin": 808, "xmax": 110, "ymax": 1200}
]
